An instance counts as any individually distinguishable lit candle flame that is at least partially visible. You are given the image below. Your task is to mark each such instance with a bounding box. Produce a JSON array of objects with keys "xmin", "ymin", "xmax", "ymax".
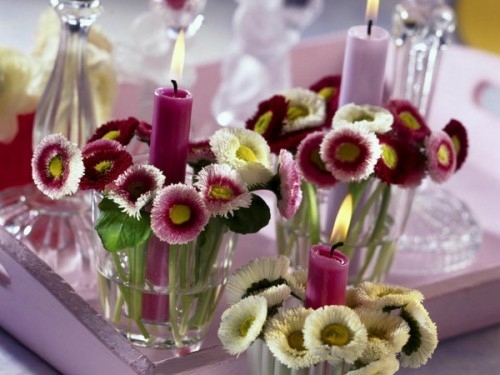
[
  {"xmin": 170, "ymin": 29, "xmax": 185, "ymax": 83},
  {"xmin": 365, "ymin": 0, "xmax": 380, "ymax": 22},
  {"xmin": 330, "ymin": 194, "xmax": 353, "ymax": 244}
]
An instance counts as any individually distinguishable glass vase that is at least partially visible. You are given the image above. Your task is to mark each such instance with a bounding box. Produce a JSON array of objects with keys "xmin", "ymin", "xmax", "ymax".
[
  {"xmin": 342, "ymin": 179, "xmax": 415, "ymax": 285},
  {"xmin": 95, "ymin": 217, "xmax": 238, "ymax": 354},
  {"xmin": 276, "ymin": 181, "xmax": 330, "ymax": 270},
  {"xmin": 0, "ymin": 0, "xmax": 102, "ymax": 301},
  {"xmin": 247, "ymin": 340, "xmax": 347, "ymax": 375}
]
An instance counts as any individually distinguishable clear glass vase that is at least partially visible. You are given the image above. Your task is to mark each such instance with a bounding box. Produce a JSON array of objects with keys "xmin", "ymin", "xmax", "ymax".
[
  {"xmin": 95, "ymin": 217, "xmax": 238, "ymax": 354},
  {"xmin": 0, "ymin": 0, "xmax": 102, "ymax": 301}
]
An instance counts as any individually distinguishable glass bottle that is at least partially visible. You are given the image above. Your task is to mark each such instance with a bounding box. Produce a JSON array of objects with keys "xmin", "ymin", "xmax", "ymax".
[{"xmin": 0, "ymin": 0, "xmax": 103, "ymax": 302}]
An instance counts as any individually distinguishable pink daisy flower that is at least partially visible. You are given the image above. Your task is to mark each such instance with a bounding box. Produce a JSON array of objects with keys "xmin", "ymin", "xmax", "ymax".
[
  {"xmin": 296, "ymin": 131, "xmax": 338, "ymax": 188},
  {"xmin": 88, "ymin": 117, "xmax": 140, "ymax": 146},
  {"xmin": 425, "ymin": 131, "xmax": 457, "ymax": 183},
  {"xmin": 82, "ymin": 138, "xmax": 124, "ymax": 156},
  {"xmin": 107, "ymin": 164, "xmax": 165, "ymax": 219},
  {"xmin": 194, "ymin": 164, "xmax": 252, "ymax": 217},
  {"xmin": 151, "ymin": 184, "xmax": 209, "ymax": 244},
  {"xmin": 276, "ymin": 149, "xmax": 303, "ymax": 219},
  {"xmin": 443, "ymin": 119, "xmax": 468, "ymax": 171},
  {"xmin": 188, "ymin": 139, "xmax": 216, "ymax": 168},
  {"xmin": 80, "ymin": 148, "xmax": 133, "ymax": 191},
  {"xmin": 31, "ymin": 134, "xmax": 84, "ymax": 199},
  {"xmin": 320, "ymin": 125, "xmax": 381, "ymax": 182}
]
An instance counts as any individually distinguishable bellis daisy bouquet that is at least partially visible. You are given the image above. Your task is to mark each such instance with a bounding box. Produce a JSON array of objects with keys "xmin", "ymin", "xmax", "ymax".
[
  {"xmin": 218, "ymin": 255, "xmax": 438, "ymax": 374},
  {"xmin": 31, "ymin": 117, "xmax": 303, "ymax": 347},
  {"xmin": 245, "ymin": 75, "xmax": 469, "ymax": 282}
]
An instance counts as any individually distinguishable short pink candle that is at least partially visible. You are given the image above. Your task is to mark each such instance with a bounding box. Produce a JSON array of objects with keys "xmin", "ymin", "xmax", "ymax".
[
  {"xmin": 304, "ymin": 245, "xmax": 350, "ymax": 309},
  {"xmin": 149, "ymin": 86, "xmax": 192, "ymax": 184},
  {"xmin": 338, "ymin": 24, "xmax": 389, "ymax": 106}
]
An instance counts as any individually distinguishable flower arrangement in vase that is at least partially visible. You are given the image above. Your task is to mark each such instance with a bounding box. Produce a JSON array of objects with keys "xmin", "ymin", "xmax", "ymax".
[
  {"xmin": 218, "ymin": 255, "xmax": 438, "ymax": 375},
  {"xmin": 31, "ymin": 117, "xmax": 303, "ymax": 352},
  {"xmin": 246, "ymin": 75, "xmax": 469, "ymax": 283}
]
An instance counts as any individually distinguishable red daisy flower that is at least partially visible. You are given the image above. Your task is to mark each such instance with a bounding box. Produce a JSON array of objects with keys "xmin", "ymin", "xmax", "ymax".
[
  {"xmin": 188, "ymin": 139, "xmax": 216, "ymax": 167},
  {"xmin": 443, "ymin": 119, "xmax": 468, "ymax": 171},
  {"xmin": 385, "ymin": 100, "xmax": 430, "ymax": 142},
  {"xmin": 375, "ymin": 133, "xmax": 426, "ymax": 187},
  {"xmin": 80, "ymin": 148, "xmax": 133, "ymax": 191},
  {"xmin": 425, "ymin": 131, "xmax": 457, "ymax": 183},
  {"xmin": 88, "ymin": 117, "xmax": 140, "ymax": 146},
  {"xmin": 296, "ymin": 131, "xmax": 338, "ymax": 188},
  {"xmin": 135, "ymin": 121, "xmax": 152, "ymax": 145},
  {"xmin": 246, "ymin": 95, "xmax": 288, "ymax": 143},
  {"xmin": 309, "ymin": 74, "xmax": 342, "ymax": 126}
]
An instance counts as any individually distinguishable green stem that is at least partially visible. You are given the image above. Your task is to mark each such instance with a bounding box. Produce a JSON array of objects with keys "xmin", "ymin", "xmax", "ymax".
[
  {"xmin": 128, "ymin": 243, "xmax": 150, "ymax": 340},
  {"xmin": 303, "ymin": 181, "xmax": 320, "ymax": 245},
  {"xmin": 168, "ymin": 244, "xmax": 183, "ymax": 347}
]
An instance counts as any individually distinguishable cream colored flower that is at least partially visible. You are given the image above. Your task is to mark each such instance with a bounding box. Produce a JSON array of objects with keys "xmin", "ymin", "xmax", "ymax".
[
  {"xmin": 333, "ymin": 103, "xmax": 393, "ymax": 134},
  {"xmin": 356, "ymin": 308, "xmax": 410, "ymax": 363},
  {"xmin": 350, "ymin": 282, "xmax": 425, "ymax": 311},
  {"xmin": 264, "ymin": 307, "xmax": 323, "ymax": 369},
  {"xmin": 283, "ymin": 88, "xmax": 326, "ymax": 133},
  {"xmin": 303, "ymin": 305, "xmax": 367, "ymax": 364},
  {"xmin": 209, "ymin": 127, "xmax": 273, "ymax": 186},
  {"xmin": 256, "ymin": 284, "xmax": 291, "ymax": 308},
  {"xmin": 399, "ymin": 300, "xmax": 438, "ymax": 368},
  {"xmin": 226, "ymin": 255, "xmax": 290, "ymax": 305},
  {"xmin": 285, "ymin": 268, "xmax": 308, "ymax": 301},
  {"xmin": 0, "ymin": 47, "xmax": 39, "ymax": 142},
  {"xmin": 346, "ymin": 355, "xmax": 400, "ymax": 375},
  {"xmin": 218, "ymin": 295, "xmax": 268, "ymax": 356}
]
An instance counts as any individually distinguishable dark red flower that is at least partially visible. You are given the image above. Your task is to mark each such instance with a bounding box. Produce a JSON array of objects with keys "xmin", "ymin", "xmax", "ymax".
[
  {"xmin": 385, "ymin": 100, "xmax": 430, "ymax": 142},
  {"xmin": 80, "ymin": 149, "xmax": 133, "ymax": 191},
  {"xmin": 187, "ymin": 139, "xmax": 216, "ymax": 168},
  {"xmin": 309, "ymin": 75, "xmax": 342, "ymax": 127},
  {"xmin": 135, "ymin": 121, "xmax": 152, "ymax": 145},
  {"xmin": 443, "ymin": 119, "xmax": 468, "ymax": 171},
  {"xmin": 246, "ymin": 95, "xmax": 288, "ymax": 144},
  {"xmin": 88, "ymin": 117, "xmax": 140, "ymax": 146}
]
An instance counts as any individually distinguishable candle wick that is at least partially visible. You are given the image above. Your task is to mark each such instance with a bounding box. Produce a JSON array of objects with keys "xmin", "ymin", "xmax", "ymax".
[
  {"xmin": 330, "ymin": 242, "xmax": 344, "ymax": 258},
  {"xmin": 367, "ymin": 19, "xmax": 373, "ymax": 36},
  {"xmin": 171, "ymin": 79, "xmax": 178, "ymax": 95}
]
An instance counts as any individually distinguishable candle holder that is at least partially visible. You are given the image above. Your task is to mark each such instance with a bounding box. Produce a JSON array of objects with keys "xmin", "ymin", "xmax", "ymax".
[
  {"xmin": 0, "ymin": 0, "xmax": 104, "ymax": 301},
  {"xmin": 389, "ymin": 0, "xmax": 482, "ymax": 275}
]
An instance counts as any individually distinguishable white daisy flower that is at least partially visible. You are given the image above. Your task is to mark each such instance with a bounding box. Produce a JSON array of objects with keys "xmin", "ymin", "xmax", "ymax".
[
  {"xmin": 351, "ymin": 282, "xmax": 425, "ymax": 310},
  {"xmin": 283, "ymin": 88, "xmax": 326, "ymax": 133},
  {"xmin": 31, "ymin": 133, "xmax": 84, "ymax": 199},
  {"xmin": 107, "ymin": 164, "xmax": 165, "ymax": 219},
  {"xmin": 194, "ymin": 163, "xmax": 252, "ymax": 217},
  {"xmin": 209, "ymin": 127, "xmax": 273, "ymax": 186},
  {"xmin": 399, "ymin": 300, "xmax": 438, "ymax": 368},
  {"xmin": 333, "ymin": 103, "xmax": 393, "ymax": 134},
  {"xmin": 264, "ymin": 307, "xmax": 323, "ymax": 369},
  {"xmin": 218, "ymin": 295, "xmax": 268, "ymax": 356},
  {"xmin": 256, "ymin": 284, "xmax": 291, "ymax": 308},
  {"xmin": 356, "ymin": 308, "xmax": 410, "ymax": 363},
  {"xmin": 226, "ymin": 255, "xmax": 290, "ymax": 305},
  {"xmin": 346, "ymin": 355, "xmax": 400, "ymax": 375},
  {"xmin": 303, "ymin": 305, "xmax": 367, "ymax": 364},
  {"xmin": 285, "ymin": 268, "xmax": 308, "ymax": 301}
]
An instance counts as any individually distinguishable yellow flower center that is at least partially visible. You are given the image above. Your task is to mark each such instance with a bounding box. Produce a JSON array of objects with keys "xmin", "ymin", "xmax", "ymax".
[
  {"xmin": 48, "ymin": 155, "xmax": 64, "ymax": 179},
  {"xmin": 437, "ymin": 144, "xmax": 451, "ymax": 166},
  {"xmin": 95, "ymin": 160, "xmax": 113, "ymax": 174},
  {"xmin": 320, "ymin": 323, "xmax": 351, "ymax": 346},
  {"xmin": 254, "ymin": 111, "xmax": 273, "ymax": 134},
  {"xmin": 103, "ymin": 130, "xmax": 121, "ymax": 140},
  {"xmin": 287, "ymin": 330, "xmax": 306, "ymax": 352},
  {"xmin": 318, "ymin": 87, "xmax": 336, "ymax": 101},
  {"xmin": 310, "ymin": 149, "xmax": 327, "ymax": 171},
  {"xmin": 399, "ymin": 111, "xmax": 420, "ymax": 130},
  {"xmin": 236, "ymin": 145, "xmax": 258, "ymax": 162},
  {"xmin": 169, "ymin": 204, "xmax": 191, "ymax": 225},
  {"xmin": 336, "ymin": 143, "xmax": 360, "ymax": 163},
  {"xmin": 209, "ymin": 185, "xmax": 234, "ymax": 201},
  {"xmin": 287, "ymin": 104, "xmax": 309, "ymax": 122},
  {"xmin": 239, "ymin": 316, "xmax": 255, "ymax": 337},
  {"xmin": 381, "ymin": 144, "xmax": 398, "ymax": 169}
]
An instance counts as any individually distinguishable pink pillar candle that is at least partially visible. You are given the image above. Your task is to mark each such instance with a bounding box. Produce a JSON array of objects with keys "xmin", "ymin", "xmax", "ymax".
[
  {"xmin": 149, "ymin": 86, "xmax": 193, "ymax": 185},
  {"xmin": 338, "ymin": 25, "xmax": 389, "ymax": 106},
  {"xmin": 304, "ymin": 245, "xmax": 350, "ymax": 309}
]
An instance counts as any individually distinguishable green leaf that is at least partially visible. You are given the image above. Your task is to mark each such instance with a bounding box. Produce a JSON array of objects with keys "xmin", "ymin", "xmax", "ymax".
[
  {"xmin": 222, "ymin": 194, "xmax": 270, "ymax": 234},
  {"xmin": 95, "ymin": 198, "xmax": 152, "ymax": 252}
]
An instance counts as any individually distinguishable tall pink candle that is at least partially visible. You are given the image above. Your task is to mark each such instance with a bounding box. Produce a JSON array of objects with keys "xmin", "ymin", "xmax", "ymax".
[
  {"xmin": 149, "ymin": 86, "xmax": 192, "ymax": 184},
  {"xmin": 304, "ymin": 245, "xmax": 349, "ymax": 308}
]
